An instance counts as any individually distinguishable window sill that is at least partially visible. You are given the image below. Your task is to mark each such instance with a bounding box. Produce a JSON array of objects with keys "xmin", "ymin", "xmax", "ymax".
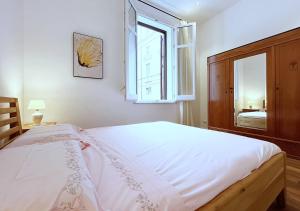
[{"xmin": 134, "ymin": 100, "xmax": 176, "ymax": 104}]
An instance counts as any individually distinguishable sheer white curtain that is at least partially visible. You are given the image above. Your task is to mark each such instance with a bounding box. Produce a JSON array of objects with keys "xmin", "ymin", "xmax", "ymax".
[
  {"xmin": 178, "ymin": 22, "xmax": 194, "ymax": 126},
  {"xmin": 180, "ymin": 101, "xmax": 194, "ymax": 126}
]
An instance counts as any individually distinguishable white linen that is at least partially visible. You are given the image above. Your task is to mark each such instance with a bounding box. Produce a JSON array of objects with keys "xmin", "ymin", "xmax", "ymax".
[
  {"xmin": 82, "ymin": 133, "xmax": 187, "ymax": 211},
  {"xmin": 0, "ymin": 141, "xmax": 102, "ymax": 211},
  {"xmin": 237, "ymin": 112, "xmax": 267, "ymax": 129},
  {"xmin": 7, "ymin": 124, "xmax": 82, "ymax": 148},
  {"xmin": 238, "ymin": 111, "xmax": 266, "ymax": 119},
  {"xmin": 81, "ymin": 121, "xmax": 281, "ymax": 211}
]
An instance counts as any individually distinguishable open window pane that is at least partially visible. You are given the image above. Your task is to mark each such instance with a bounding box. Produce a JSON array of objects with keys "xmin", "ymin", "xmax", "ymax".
[
  {"xmin": 177, "ymin": 25, "xmax": 193, "ymax": 46},
  {"xmin": 128, "ymin": 6, "xmax": 136, "ymax": 31},
  {"xmin": 127, "ymin": 31, "xmax": 137, "ymax": 97},
  {"xmin": 125, "ymin": 0, "xmax": 137, "ymax": 101},
  {"xmin": 176, "ymin": 22, "xmax": 196, "ymax": 101},
  {"xmin": 137, "ymin": 23, "xmax": 166, "ymax": 101},
  {"xmin": 177, "ymin": 47, "xmax": 193, "ymax": 95}
]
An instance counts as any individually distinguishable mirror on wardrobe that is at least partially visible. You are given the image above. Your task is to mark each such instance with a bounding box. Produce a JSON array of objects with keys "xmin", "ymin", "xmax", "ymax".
[{"xmin": 234, "ymin": 53, "xmax": 267, "ymax": 130}]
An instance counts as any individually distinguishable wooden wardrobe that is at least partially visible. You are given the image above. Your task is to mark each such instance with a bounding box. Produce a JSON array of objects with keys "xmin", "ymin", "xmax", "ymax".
[{"xmin": 208, "ymin": 27, "xmax": 300, "ymax": 159}]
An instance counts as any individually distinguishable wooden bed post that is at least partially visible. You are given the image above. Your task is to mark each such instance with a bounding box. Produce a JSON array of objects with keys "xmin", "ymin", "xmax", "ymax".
[
  {"xmin": 276, "ymin": 190, "xmax": 286, "ymax": 208},
  {"xmin": 0, "ymin": 97, "xmax": 22, "ymax": 149},
  {"xmin": 276, "ymin": 152, "xmax": 286, "ymax": 208}
]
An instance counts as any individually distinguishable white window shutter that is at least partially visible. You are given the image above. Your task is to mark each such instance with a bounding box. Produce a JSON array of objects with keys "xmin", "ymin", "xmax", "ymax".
[
  {"xmin": 175, "ymin": 22, "xmax": 196, "ymax": 101},
  {"xmin": 125, "ymin": 0, "xmax": 138, "ymax": 101}
]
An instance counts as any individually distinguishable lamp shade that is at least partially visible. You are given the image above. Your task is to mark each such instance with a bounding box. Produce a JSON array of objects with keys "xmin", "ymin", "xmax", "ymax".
[{"xmin": 28, "ymin": 100, "xmax": 46, "ymax": 110}]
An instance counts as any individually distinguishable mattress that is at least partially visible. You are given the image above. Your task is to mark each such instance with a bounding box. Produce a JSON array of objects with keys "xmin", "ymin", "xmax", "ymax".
[
  {"xmin": 80, "ymin": 121, "xmax": 280, "ymax": 211},
  {"xmin": 237, "ymin": 111, "xmax": 267, "ymax": 129}
]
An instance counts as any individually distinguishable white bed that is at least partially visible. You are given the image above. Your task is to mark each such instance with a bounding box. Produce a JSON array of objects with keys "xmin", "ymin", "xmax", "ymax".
[
  {"xmin": 80, "ymin": 121, "xmax": 280, "ymax": 211},
  {"xmin": 237, "ymin": 111, "xmax": 267, "ymax": 129},
  {"xmin": 0, "ymin": 97, "xmax": 285, "ymax": 211},
  {"xmin": 0, "ymin": 121, "xmax": 283, "ymax": 211}
]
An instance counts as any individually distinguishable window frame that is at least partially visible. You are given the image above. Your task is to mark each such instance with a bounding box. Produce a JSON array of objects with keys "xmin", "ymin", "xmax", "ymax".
[
  {"xmin": 124, "ymin": 1, "xmax": 197, "ymax": 104},
  {"xmin": 135, "ymin": 15, "xmax": 176, "ymax": 104},
  {"xmin": 175, "ymin": 22, "xmax": 197, "ymax": 101},
  {"xmin": 124, "ymin": 0, "xmax": 138, "ymax": 101}
]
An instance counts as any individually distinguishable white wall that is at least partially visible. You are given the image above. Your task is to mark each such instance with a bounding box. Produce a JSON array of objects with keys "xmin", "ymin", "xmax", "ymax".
[
  {"xmin": 23, "ymin": 0, "xmax": 179, "ymax": 128},
  {"xmin": 0, "ymin": 0, "xmax": 24, "ymax": 107},
  {"xmin": 196, "ymin": 0, "xmax": 300, "ymax": 128}
]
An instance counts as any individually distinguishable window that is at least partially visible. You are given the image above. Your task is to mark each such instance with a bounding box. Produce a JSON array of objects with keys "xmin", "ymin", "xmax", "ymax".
[
  {"xmin": 137, "ymin": 18, "xmax": 168, "ymax": 101},
  {"xmin": 125, "ymin": 0, "xmax": 196, "ymax": 103},
  {"xmin": 176, "ymin": 23, "xmax": 197, "ymax": 101},
  {"xmin": 124, "ymin": 0, "xmax": 138, "ymax": 101}
]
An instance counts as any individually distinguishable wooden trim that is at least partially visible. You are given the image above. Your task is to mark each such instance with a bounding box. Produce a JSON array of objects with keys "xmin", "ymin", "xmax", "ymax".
[
  {"xmin": 0, "ymin": 107, "xmax": 17, "ymax": 115},
  {"xmin": 207, "ymin": 62, "xmax": 210, "ymax": 127},
  {"xmin": 0, "ymin": 97, "xmax": 22, "ymax": 149},
  {"xmin": 275, "ymin": 43, "xmax": 280, "ymax": 139},
  {"xmin": 13, "ymin": 99, "xmax": 23, "ymax": 135},
  {"xmin": 209, "ymin": 126, "xmax": 300, "ymax": 144},
  {"xmin": 0, "ymin": 97, "xmax": 17, "ymax": 103},
  {"xmin": 0, "ymin": 126, "xmax": 20, "ymax": 140},
  {"xmin": 208, "ymin": 27, "xmax": 300, "ymax": 64},
  {"xmin": 0, "ymin": 117, "xmax": 17, "ymax": 127},
  {"xmin": 196, "ymin": 152, "xmax": 286, "ymax": 211}
]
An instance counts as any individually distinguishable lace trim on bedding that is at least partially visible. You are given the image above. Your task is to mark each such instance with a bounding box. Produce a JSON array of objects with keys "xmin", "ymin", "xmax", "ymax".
[
  {"xmin": 36, "ymin": 134, "xmax": 81, "ymax": 142},
  {"xmin": 84, "ymin": 132, "xmax": 158, "ymax": 211},
  {"xmin": 51, "ymin": 142, "xmax": 88, "ymax": 211},
  {"xmin": 22, "ymin": 134, "xmax": 81, "ymax": 146},
  {"xmin": 27, "ymin": 127, "xmax": 71, "ymax": 135}
]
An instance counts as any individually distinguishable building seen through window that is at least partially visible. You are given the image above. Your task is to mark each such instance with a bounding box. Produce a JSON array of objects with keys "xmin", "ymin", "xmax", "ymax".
[{"xmin": 137, "ymin": 23, "xmax": 166, "ymax": 101}]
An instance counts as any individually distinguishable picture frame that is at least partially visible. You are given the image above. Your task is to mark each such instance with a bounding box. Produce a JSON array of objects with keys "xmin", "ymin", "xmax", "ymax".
[{"xmin": 73, "ymin": 32, "xmax": 103, "ymax": 79}]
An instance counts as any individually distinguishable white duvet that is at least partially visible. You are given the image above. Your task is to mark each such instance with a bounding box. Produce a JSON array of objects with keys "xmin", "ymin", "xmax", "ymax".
[
  {"xmin": 238, "ymin": 111, "xmax": 267, "ymax": 119},
  {"xmin": 0, "ymin": 141, "xmax": 102, "ymax": 211},
  {"xmin": 81, "ymin": 121, "xmax": 281, "ymax": 211}
]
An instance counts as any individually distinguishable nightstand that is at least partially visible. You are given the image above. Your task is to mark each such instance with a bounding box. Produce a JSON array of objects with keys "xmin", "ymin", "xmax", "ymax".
[{"xmin": 22, "ymin": 122, "xmax": 57, "ymax": 133}]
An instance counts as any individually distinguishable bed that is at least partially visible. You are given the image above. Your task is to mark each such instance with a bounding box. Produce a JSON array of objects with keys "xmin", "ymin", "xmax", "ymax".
[
  {"xmin": 0, "ymin": 97, "xmax": 286, "ymax": 211},
  {"xmin": 237, "ymin": 111, "xmax": 267, "ymax": 130}
]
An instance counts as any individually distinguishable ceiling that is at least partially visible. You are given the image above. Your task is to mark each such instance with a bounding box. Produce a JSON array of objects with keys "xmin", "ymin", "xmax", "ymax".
[{"xmin": 148, "ymin": 0, "xmax": 241, "ymax": 21}]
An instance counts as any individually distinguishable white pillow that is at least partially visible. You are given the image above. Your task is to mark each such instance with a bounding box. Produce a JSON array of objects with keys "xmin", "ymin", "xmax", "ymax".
[
  {"xmin": 0, "ymin": 141, "xmax": 103, "ymax": 211},
  {"xmin": 7, "ymin": 124, "xmax": 83, "ymax": 148}
]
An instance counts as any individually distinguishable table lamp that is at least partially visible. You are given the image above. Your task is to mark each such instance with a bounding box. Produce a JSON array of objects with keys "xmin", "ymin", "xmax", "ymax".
[{"xmin": 28, "ymin": 100, "xmax": 46, "ymax": 125}]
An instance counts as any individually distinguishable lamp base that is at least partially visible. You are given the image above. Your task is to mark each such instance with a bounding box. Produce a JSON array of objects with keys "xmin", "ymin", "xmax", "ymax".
[{"xmin": 32, "ymin": 110, "xmax": 43, "ymax": 125}]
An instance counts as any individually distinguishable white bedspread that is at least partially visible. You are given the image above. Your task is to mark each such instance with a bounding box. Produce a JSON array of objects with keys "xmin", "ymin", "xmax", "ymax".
[
  {"xmin": 0, "ymin": 141, "xmax": 102, "ymax": 211},
  {"xmin": 238, "ymin": 111, "xmax": 267, "ymax": 119},
  {"xmin": 81, "ymin": 122, "xmax": 281, "ymax": 211}
]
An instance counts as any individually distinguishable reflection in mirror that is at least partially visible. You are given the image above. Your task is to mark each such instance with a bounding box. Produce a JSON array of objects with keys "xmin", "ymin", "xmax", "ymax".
[{"xmin": 234, "ymin": 53, "xmax": 267, "ymax": 130}]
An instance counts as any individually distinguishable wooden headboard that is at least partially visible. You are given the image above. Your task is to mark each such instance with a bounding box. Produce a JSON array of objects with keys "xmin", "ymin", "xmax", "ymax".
[{"xmin": 0, "ymin": 97, "xmax": 22, "ymax": 149}]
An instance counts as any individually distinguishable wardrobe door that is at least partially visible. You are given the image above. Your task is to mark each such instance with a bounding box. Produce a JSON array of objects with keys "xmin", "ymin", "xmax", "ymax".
[
  {"xmin": 276, "ymin": 39, "xmax": 300, "ymax": 141},
  {"xmin": 208, "ymin": 60, "xmax": 229, "ymax": 129}
]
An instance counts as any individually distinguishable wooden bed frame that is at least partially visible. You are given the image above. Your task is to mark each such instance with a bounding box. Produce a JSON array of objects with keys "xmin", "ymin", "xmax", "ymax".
[
  {"xmin": 0, "ymin": 96, "xmax": 286, "ymax": 210},
  {"xmin": 0, "ymin": 97, "xmax": 23, "ymax": 149},
  {"xmin": 197, "ymin": 152, "xmax": 286, "ymax": 211}
]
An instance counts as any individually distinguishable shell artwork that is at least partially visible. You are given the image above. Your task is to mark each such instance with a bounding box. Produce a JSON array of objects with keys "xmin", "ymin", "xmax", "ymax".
[
  {"xmin": 76, "ymin": 37, "xmax": 102, "ymax": 68},
  {"xmin": 73, "ymin": 33, "xmax": 103, "ymax": 79}
]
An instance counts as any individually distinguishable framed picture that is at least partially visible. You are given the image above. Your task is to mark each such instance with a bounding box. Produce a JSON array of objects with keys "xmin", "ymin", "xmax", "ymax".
[{"xmin": 73, "ymin": 32, "xmax": 103, "ymax": 79}]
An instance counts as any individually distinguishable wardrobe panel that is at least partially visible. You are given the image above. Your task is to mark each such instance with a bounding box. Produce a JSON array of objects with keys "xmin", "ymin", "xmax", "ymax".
[
  {"xmin": 276, "ymin": 39, "xmax": 300, "ymax": 141},
  {"xmin": 208, "ymin": 61, "xmax": 229, "ymax": 129}
]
